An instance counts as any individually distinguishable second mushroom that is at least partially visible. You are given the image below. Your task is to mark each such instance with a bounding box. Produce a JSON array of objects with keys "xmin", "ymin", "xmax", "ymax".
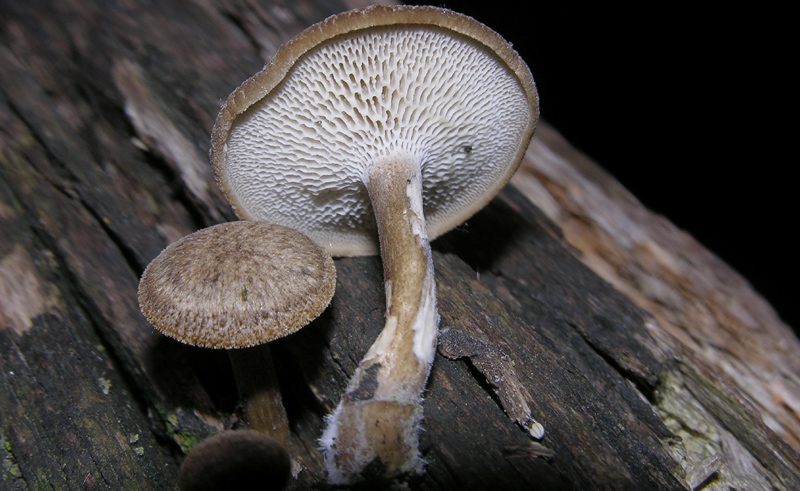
[{"xmin": 210, "ymin": 5, "xmax": 538, "ymax": 484}]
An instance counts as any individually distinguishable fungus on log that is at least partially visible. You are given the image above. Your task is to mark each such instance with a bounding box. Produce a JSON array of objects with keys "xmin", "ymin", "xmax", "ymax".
[
  {"xmin": 209, "ymin": 6, "xmax": 537, "ymax": 482},
  {"xmin": 1, "ymin": 1, "xmax": 798, "ymax": 490}
]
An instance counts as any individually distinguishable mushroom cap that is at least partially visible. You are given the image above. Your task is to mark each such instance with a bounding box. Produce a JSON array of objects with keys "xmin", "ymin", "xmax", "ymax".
[
  {"xmin": 138, "ymin": 221, "xmax": 336, "ymax": 349},
  {"xmin": 178, "ymin": 430, "xmax": 290, "ymax": 491},
  {"xmin": 211, "ymin": 5, "xmax": 539, "ymax": 256}
]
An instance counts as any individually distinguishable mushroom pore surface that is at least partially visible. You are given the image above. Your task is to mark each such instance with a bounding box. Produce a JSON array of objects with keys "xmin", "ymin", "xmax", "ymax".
[{"xmin": 221, "ymin": 24, "xmax": 533, "ymax": 256}]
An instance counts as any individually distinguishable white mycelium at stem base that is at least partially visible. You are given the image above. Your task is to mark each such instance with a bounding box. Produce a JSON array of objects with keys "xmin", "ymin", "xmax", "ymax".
[
  {"xmin": 210, "ymin": 5, "xmax": 539, "ymax": 484},
  {"xmin": 319, "ymin": 155, "xmax": 438, "ymax": 481}
]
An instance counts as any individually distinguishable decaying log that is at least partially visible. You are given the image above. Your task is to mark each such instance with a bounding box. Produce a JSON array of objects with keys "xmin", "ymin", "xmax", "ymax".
[{"xmin": 1, "ymin": 1, "xmax": 798, "ymax": 489}]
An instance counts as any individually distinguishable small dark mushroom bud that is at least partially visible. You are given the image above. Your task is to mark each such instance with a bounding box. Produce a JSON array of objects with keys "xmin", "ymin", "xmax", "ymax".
[{"xmin": 178, "ymin": 430, "xmax": 291, "ymax": 491}]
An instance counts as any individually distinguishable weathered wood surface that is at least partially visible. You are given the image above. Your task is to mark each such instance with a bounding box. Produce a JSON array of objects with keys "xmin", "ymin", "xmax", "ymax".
[
  {"xmin": 1, "ymin": 1, "xmax": 798, "ymax": 489},
  {"xmin": 513, "ymin": 124, "xmax": 800, "ymax": 449}
]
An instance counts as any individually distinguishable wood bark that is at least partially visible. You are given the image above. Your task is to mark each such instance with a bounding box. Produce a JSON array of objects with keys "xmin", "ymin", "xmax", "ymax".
[{"xmin": 1, "ymin": 1, "xmax": 798, "ymax": 489}]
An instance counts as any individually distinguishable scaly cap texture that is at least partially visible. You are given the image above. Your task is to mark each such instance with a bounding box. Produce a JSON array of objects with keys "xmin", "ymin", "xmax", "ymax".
[{"xmin": 138, "ymin": 221, "xmax": 336, "ymax": 348}]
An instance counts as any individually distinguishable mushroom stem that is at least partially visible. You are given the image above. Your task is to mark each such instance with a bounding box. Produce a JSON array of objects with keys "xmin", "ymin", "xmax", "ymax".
[
  {"xmin": 228, "ymin": 345, "xmax": 290, "ymax": 447},
  {"xmin": 321, "ymin": 156, "xmax": 438, "ymax": 483}
]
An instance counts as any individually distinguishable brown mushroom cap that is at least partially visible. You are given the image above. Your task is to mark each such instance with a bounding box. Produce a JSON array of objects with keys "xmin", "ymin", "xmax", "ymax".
[
  {"xmin": 178, "ymin": 430, "xmax": 290, "ymax": 491},
  {"xmin": 211, "ymin": 5, "xmax": 538, "ymax": 256},
  {"xmin": 138, "ymin": 221, "xmax": 335, "ymax": 349}
]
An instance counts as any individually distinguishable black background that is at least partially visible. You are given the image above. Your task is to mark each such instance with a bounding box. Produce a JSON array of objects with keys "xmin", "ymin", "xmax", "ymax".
[{"xmin": 407, "ymin": 2, "xmax": 796, "ymax": 330}]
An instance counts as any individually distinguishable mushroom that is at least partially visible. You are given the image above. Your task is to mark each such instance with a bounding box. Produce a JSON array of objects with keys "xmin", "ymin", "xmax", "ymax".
[
  {"xmin": 209, "ymin": 5, "xmax": 538, "ymax": 484},
  {"xmin": 177, "ymin": 429, "xmax": 291, "ymax": 491},
  {"xmin": 138, "ymin": 220, "xmax": 336, "ymax": 446}
]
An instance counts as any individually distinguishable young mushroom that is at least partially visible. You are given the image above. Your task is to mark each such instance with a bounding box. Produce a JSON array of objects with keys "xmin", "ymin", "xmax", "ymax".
[
  {"xmin": 210, "ymin": 5, "xmax": 538, "ymax": 484},
  {"xmin": 177, "ymin": 429, "xmax": 291, "ymax": 491},
  {"xmin": 138, "ymin": 221, "xmax": 336, "ymax": 448}
]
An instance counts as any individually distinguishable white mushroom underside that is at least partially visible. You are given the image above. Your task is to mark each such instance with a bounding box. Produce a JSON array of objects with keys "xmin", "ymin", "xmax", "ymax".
[{"xmin": 225, "ymin": 25, "xmax": 531, "ymax": 255}]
